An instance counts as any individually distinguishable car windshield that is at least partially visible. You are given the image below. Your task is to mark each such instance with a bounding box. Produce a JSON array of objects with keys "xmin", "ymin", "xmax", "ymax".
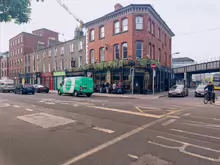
[
  {"xmin": 171, "ymin": 85, "xmax": 183, "ymax": 89},
  {"xmin": 197, "ymin": 85, "xmax": 206, "ymax": 89},
  {"xmin": 24, "ymin": 84, "xmax": 33, "ymax": 88}
]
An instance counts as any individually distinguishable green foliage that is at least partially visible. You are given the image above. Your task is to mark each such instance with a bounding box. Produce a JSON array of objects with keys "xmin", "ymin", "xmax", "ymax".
[{"xmin": 0, "ymin": 0, "xmax": 43, "ymax": 24}]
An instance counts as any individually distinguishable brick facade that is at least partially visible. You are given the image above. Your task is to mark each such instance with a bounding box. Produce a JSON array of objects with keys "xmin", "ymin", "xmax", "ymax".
[{"xmin": 85, "ymin": 4, "xmax": 174, "ymax": 68}]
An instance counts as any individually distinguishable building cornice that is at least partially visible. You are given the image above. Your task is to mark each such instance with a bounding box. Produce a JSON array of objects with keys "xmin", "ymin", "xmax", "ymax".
[{"xmin": 84, "ymin": 4, "xmax": 175, "ymax": 37}]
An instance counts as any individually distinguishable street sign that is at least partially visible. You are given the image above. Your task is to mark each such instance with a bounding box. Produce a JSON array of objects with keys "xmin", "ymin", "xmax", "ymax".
[{"xmin": 151, "ymin": 64, "xmax": 156, "ymax": 69}]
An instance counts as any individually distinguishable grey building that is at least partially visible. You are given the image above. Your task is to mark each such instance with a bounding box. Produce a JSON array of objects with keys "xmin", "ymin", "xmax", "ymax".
[
  {"xmin": 0, "ymin": 51, "xmax": 9, "ymax": 79},
  {"xmin": 23, "ymin": 28, "xmax": 85, "ymax": 85}
]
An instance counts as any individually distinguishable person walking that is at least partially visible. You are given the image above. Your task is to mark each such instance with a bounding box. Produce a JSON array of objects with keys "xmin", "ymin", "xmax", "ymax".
[{"xmin": 105, "ymin": 82, "xmax": 110, "ymax": 94}]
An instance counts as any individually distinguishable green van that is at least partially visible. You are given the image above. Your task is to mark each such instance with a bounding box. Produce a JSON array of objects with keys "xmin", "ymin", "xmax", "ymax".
[{"xmin": 58, "ymin": 77, "xmax": 94, "ymax": 97}]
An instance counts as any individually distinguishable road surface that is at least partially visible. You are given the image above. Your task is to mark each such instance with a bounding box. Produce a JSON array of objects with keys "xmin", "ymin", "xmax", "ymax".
[{"xmin": 0, "ymin": 90, "xmax": 220, "ymax": 165}]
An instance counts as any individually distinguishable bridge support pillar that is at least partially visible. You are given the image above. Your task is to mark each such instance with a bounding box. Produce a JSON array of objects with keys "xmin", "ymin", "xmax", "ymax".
[{"xmin": 186, "ymin": 73, "xmax": 192, "ymax": 88}]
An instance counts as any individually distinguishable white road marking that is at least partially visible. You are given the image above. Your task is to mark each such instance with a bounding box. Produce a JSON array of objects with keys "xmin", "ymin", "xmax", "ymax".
[
  {"xmin": 149, "ymin": 136, "xmax": 220, "ymax": 162},
  {"xmin": 183, "ymin": 113, "xmax": 191, "ymax": 116},
  {"xmin": 45, "ymin": 102, "xmax": 55, "ymax": 104},
  {"xmin": 61, "ymin": 117, "xmax": 167, "ymax": 165},
  {"xmin": 167, "ymin": 115, "xmax": 180, "ymax": 119},
  {"xmin": 171, "ymin": 129, "xmax": 220, "ymax": 140},
  {"xmin": 13, "ymin": 105, "xmax": 20, "ymax": 108},
  {"xmin": 25, "ymin": 108, "xmax": 34, "ymax": 112},
  {"xmin": 32, "ymin": 105, "xmax": 35, "ymax": 108},
  {"xmin": 17, "ymin": 113, "xmax": 75, "ymax": 128},
  {"xmin": 188, "ymin": 115, "xmax": 220, "ymax": 121},
  {"xmin": 92, "ymin": 127, "xmax": 114, "ymax": 134},
  {"xmin": 0, "ymin": 103, "xmax": 10, "ymax": 107},
  {"xmin": 128, "ymin": 154, "xmax": 139, "ymax": 160},
  {"xmin": 88, "ymin": 106, "xmax": 162, "ymax": 118},
  {"xmin": 162, "ymin": 119, "xmax": 176, "ymax": 126}
]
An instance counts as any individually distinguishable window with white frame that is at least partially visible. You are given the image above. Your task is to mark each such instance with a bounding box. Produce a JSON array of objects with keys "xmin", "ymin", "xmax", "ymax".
[
  {"xmin": 54, "ymin": 48, "xmax": 57, "ymax": 56},
  {"xmin": 90, "ymin": 29, "xmax": 95, "ymax": 41},
  {"xmin": 43, "ymin": 62, "xmax": 46, "ymax": 73},
  {"xmin": 114, "ymin": 21, "xmax": 120, "ymax": 34},
  {"xmin": 20, "ymin": 37, "xmax": 23, "ymax": 43},
  {"xmin": 122, "ymin": 43, "xmax": 128, "ymax": 59},
  {"xmin": 90, "ymin": 50, "xmax": 95, "ymax": 64},
  {"xmin": 48, "ymin": 63, "xmax": 51, "ymax": 72},
  {"xmin": 78, "ymin": 41, "xmax": 83, "ymax": 51},
  {"xmin": 158, "ymin": 28, "xmax": 161, "ymax": 39},
  {"xmin": 78, "ymin": 56, "xmax": 83, "ymax": 68},
  {"xmin": 61, "ymin": 46, "xmax": 64, "ymax": 55},
  {"xmin": 20, "ymin": 47, "xmax": 23, "ymax": 54},
  {"xmin": 151, "ymin": 22, "xmax": 155, "ymax": 35},
  {"xmin": 70, "ymin": 43, "xmax": 74, "ymax": 52},
  {"xmin": 114, "ymin": 44, "xmax": 120, "ymax": 60},
  {"xmin": 54, "ymin": 60, "xmax": 57, "ymax": 71},
  {"xmin": 43, "ymin": 51, "xmax": 46, "ymax": 58},
  {"xmin": 18, "ymin": 38, "xmax": 20, "ymax": 44},
  {"xmin": 122, "ymin": 18, "xmax": 128, "ymax": 32},
  {"xmin": 18, "ymin": 48, "xmax": 20, "ymax": 54},
  {"xmin": 136, "ymin": 41, "xmax": 143, "ymax": 58},
  {"xmin": 61, "ymin": 58, "xmax": 64, "ymax": 70},
  {"xmin": 100, "ymin": 48, "xmax": 105, "ymax": 62},
  {"xmin": 100, "ymin": 26, "xmax": 105, "ymax": 38},
  {"xmin": 48, "ymin": 50, "xmax": 52, "ymax": 57},
  {"xmin": 136, "ymin": 16, "xmax": 143, "ymax": 30}
]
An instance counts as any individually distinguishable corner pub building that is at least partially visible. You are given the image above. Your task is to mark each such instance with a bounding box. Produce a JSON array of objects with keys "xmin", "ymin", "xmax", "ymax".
[{"xmin": 84, "ymin": 3, "xmax": 175, "ymax": 94}]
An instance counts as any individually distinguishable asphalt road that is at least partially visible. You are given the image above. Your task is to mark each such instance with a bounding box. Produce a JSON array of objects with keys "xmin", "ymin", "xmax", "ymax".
[{"xmin": 0, "ymin": 90, "xmax": 220, "ymax": 165}]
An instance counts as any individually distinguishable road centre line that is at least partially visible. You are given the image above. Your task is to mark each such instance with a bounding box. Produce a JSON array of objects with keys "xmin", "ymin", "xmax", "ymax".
[
  {"xmin": 171, "ymin": 129, "xmax": 220, "ymax": 140},
  {"xmin": 61, "ymin": 117, "xmax": 167, "ymax": 165},
  {"xmin": 87, "ymin": 106, "xmax": 162, "ymax": 118},
  {"xmin": 128, "ymin": 154, "xmax": 139, "ymax": 160},
  {"xmin": 183, "ymin": 113, "xmax": 191, "ymax": 116},
  {"xmin": 92, "ymin": 127, "xmax": 114, "ymax": 134}
]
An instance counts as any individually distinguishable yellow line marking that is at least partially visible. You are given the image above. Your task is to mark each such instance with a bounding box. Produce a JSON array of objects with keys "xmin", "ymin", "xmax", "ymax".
[
  {"xmin": 88, "ymin": 106, "xmax": 162, "ymax": 118},
  {"xmin": 135, "ymin": 107, "xmax": 144, "ymax": 113}
]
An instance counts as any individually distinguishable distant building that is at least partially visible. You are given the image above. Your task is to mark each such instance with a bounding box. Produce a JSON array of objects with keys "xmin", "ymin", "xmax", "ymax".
[
  {"xmin": 0, "ymin": 51, "xmax": 9, "ymax": 79},
  {"xmin": 21, "ymin": 28, "xmax": 85, "ymax": 90},
  {"xmin": 172, "ymin": 57, "xmax": 195, "ymax": 68},
  {"xmin": 8, "ymin": 28, "xmax": 59, "ymax": 84}
]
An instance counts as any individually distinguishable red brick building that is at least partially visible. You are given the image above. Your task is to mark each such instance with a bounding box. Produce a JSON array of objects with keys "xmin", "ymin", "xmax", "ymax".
[
  {"xmin": 84, "ymin": 4, "xmax": 175, "ymax": 93},
  {"xmin": 8, "ymin": 28, "xmax": 59, "ymax": 84}
]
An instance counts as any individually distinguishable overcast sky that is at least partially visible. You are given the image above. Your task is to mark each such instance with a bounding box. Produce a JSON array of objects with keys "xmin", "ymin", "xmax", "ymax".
[{"xmin": 0, "ymin": 0, "xmax": 220, "ymax": 62}]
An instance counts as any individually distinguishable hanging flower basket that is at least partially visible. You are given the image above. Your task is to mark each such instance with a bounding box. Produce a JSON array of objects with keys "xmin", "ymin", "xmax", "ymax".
[
  {"xmin": 123, "ymin": 59, "xmax": 129, "ymax": 66},
  {"xmin": 140, "ymin": 58, "xmax": 148, "ymax": 67}
]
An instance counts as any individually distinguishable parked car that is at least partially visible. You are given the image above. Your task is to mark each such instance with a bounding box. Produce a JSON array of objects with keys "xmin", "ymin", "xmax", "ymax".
[
  {"xmin": 195, "ymin": 84, "xmax": 207, "ymax": 97},
  {"xmin": 14, "ymin": 84, "xmax": 35, "ymax": 95},
  {"xmin": 34, "ymin": 84, "xmax": 49, "ymax": 93},
  {"xmin": 168, "ymin": 85, "xmax": 188, "ymax": 97},
  {"xmin": 0, "ymin": 79, "xmax": 15, "ymax": 92}
]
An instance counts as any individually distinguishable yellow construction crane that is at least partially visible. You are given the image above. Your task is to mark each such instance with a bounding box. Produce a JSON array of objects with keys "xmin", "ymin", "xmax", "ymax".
[{"xmin": 56, "ymin": 0, "xmax": 84, "ymax": 29}]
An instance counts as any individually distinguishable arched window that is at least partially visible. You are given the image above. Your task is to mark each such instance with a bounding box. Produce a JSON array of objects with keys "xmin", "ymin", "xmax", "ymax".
[
  {"xmin": 136, "ymin": 41, "xmax": 143, "ymax": 58},
  {"xmin": 90, "ymin": 50, "xmax": 95, "ymax": 64},
  {"xmin": 100, "ymin": 48, "xmax": 105, "ymax": 62},
  {"xmin": 122, "ymin": 43, "xmax": 128, "ymax": 59},
  {"xmin": 114, "ymin": 44, "xmax": 120, "ymax": 60}
]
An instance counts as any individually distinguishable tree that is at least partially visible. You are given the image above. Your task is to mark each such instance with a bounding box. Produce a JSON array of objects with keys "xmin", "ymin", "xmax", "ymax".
[{"xmin": 0, "ymin": 0, "xmax": 43, "ymax": 24}]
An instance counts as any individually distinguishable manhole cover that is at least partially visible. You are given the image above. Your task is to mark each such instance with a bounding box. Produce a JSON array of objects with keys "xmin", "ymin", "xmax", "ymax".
[{"xmin": 17, "ymin": 113, "xmax": 76, "ymax": 128}]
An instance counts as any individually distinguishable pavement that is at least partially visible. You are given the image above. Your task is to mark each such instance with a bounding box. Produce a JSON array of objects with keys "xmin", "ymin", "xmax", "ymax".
[
  {"xmin": 0, "ymin": 89, "xmax": 220, "ymax": 165},
  {"xmin": 49, "ymin": 90, "xmax": 168, "ymax": 99}
]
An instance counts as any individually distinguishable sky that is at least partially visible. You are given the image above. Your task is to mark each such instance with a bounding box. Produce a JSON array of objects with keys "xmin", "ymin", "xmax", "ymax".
[{"xmin": 0, "ymin": 0, "xmax": 220, "ymax": 62}]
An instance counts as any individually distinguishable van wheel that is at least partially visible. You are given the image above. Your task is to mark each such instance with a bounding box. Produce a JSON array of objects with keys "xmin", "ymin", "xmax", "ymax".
[
  {"xmin": 86, "ymin": 94, "xmax": 92, "ymax": 97},
  {"xmin": 74, "ymin": 91, "xmax": 78, "ymax": 97},
  {"xmin": 58, "ymin": 90, "xmax": 61, "ymax": 95}
]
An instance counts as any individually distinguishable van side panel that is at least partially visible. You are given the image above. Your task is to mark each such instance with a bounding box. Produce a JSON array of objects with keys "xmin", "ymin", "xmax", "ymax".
[{"xmin": 64, "ymin": 78, "xmax": 75, "ymax": 94}]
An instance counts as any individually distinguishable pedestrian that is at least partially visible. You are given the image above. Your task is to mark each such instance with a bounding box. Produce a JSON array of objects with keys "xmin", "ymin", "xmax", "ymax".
[{"xmin": 105, "ymin": 82, "xmax": 110, "ymax": 94}]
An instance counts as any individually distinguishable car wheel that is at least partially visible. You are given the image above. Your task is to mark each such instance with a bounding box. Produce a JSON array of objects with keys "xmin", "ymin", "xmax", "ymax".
[
  {"xmin": 32, "ymin": 92, "xmax": 35, "ymax": 95},
  {"xmin": 74, "ymin": 91, "xmax": 78, "ymax": 97},
  {"xmin": 195, "ymin": 94, "xmax": 197, "ymax": 97},
  {"xmin": 86, "ymin": 93, "xmax": 92, "ymax": 97}
]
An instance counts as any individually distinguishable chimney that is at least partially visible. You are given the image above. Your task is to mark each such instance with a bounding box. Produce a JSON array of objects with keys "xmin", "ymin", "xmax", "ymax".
[{"xmin": 114, "ymin": 3, "xmax": 123, "ymax": 11}]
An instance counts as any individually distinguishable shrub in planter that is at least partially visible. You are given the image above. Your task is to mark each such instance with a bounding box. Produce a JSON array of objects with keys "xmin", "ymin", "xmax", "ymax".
[
  {"xmin": 140, "ymin": 58, "xmax": 148, "ymax": 67},
  {"xmin": 123, "ymin": 59, "xmax": 129, "ymax": 66},
  {"xmin": 119, "ymin": 60, "xmax": 123, "ymax": 68}
]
